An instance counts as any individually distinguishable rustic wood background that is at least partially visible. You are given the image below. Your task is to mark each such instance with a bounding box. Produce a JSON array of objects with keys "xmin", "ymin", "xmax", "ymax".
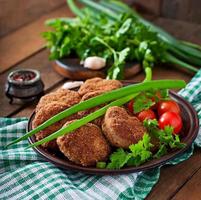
[
  {"xmin": 133, "ymin": 0, "xmax": 201, "ymax": 24},
  {"xmin": 0, "ymin": 0, "xmax": 65, "ymax": 37},
  {"xmin": 1, "ymin": 0, "xmax": 201, "ymax": 38}
]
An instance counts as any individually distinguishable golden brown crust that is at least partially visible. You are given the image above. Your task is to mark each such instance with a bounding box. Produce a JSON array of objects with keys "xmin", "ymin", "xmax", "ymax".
[
  {"xmin": 102, "ymin": 106, "xmax": 146, "ymax": 148},
  {"xmin": 57, "ymin": 121, "xmax": 111, "ymax": 166},
  {"xmin": 33, "ymin": 102, "xmax": 79, "ymax": 150},
  {"xmin": 36, "ymin": 88, "xmax": 81, "ymax": 113},
  {"xmin": 78, "ymin": 77, "xmax": 122, "ymax": 96}
]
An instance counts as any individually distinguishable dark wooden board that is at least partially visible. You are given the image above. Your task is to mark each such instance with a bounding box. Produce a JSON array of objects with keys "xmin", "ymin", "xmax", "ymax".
[
  {"xmin": 133, "ymin": 0, "xmax": 161, "ymax": 15},
  {"xmin": 161, "ymin": 0, "xmax": 201, "ymax": 24},
  {"xmin": 147, "ymin": 148, "xmax": 201, "ymax": 200},
  {"xmin": 172, "ymin": 159, "xmax": 201, "ymax": 200},
  {"xmin": 153, "ymin": 17, "xmax": 201, "ymax": 45},
  {"xmin": 54, "ymin": 58, "xmax": 142, "ymax": 80},
  {"xmin": 0, "ymin": 0, "xmax": 65, "ymax": 37}
]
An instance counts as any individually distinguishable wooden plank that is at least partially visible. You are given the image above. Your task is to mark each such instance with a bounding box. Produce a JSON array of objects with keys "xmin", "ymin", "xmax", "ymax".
[
  {"xmin": 11, "ymin": 104, "xmax": 38, "ymax": 119},
  {"xmin": 142, "ymin": 14, "xmax": 158, "ymax": 21},
  {"xmin": 146, "ymin": 148, "xmax": 201, "ymax": 200},
  {"xmin": 0, "ymin": 50, "xmax": 65, "ymax": 117},
  {"xmin": 133, "ymin": 65, "xmax": 192, "ymax": 83},
  {"xmin": 161, "ymin": 0, "xmax": 201, "ymax": 24},
  {"xmin": 132, "ymin": 0, "xmax": 161, "ymax": 15},
  {"xmin": 0, "ymin": 0, "xmax": 65, "ymax": 37},
  {"xmin": 153, "ymin": 17, "xmax": 201, "ymax": 45},
  {"xmin": 172, "ymin": 160, "xmax": 201, "ymax": 200},
  {"xmin": 0, "ymin": 6, "xmax": 74, "ymax": 74}
]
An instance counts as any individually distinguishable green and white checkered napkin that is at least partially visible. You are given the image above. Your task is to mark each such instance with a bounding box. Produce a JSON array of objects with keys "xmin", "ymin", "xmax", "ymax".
[{"xmin": 1, "ymin": 71, "xmax": 201, "ymax": 200}]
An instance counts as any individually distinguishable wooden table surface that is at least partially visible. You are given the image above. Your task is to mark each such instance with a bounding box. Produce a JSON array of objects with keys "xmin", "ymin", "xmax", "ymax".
[{"xmin": 0, "ymin": 5, "xmax": 201, "ymax": 200}]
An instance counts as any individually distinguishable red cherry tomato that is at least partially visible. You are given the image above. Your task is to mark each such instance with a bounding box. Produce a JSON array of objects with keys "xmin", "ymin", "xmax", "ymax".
[
  {"xmin": 128, "ymin": 100, "xmax": 134, "ymax": 113},
  {"xmin": 159, "ymin": 112, "xmax": 182, "ymax": 134},
  {"xmin": 137, "ymin": 109, "xmax": 156, "ymax": 122},
  {"xmin": 158, "ymin": 100, "xmax": 180, "ymax": 116}
]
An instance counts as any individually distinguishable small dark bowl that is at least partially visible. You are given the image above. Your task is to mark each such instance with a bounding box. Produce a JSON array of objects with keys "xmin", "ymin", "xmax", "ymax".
[
  {"xmin": 5, "ymin": 69, "xmax": 44, "ymax": 104},
  {"xmin": 27, "ymin": 82, "xmax": 199, "ymax": 175}
]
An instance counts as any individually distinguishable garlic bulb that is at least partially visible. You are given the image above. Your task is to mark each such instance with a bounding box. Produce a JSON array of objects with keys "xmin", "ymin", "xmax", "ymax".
[
  {"xmin": 83, "ymin": 56, "xmax": 106, "ymax": 70},
  {"xmin": 62, "ymin": 81, "xmax": 84, "ymax": 90}
]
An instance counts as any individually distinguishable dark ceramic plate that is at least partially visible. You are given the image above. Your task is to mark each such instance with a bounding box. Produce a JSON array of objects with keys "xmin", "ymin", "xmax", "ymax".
[
  {"xmin": 53, "ymin": 58, "xmax": 141, "ymax": 80},
  {"xmin": 27, "ymin": 81, "xmax": 199, "ymax": 175}
]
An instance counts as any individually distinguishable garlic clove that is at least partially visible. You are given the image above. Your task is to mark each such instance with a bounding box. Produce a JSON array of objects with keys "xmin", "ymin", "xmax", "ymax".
[
  {"xmin": 62, "ymin": 81, "xmax": 84, "ymax": 90},
  {"xmin": 83, "ymin": 56, "xmax": 106, "ymax": 70}
]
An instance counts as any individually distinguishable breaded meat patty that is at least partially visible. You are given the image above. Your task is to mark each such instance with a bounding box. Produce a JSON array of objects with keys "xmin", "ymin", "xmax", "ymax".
[
  {"xmin": 57, "ymin": 121, "xmax": 111, "ymax": 166},
  {"xmin": 36, "ymin": 88, "xmax": 81, "ymax": 112},
  {"xmin": 102, "ymin": 106, "xmax": 146, "ymax": 148},
  {"xmin": 32, "ymin": 102, "xmax": 79, "ymax": 150},
  {"xmin": 78, "ymin": 77, "xmax": 122, "ymax": 96},
  {"xmin": 78, "ymin": 90, "xmax": 106, "ymax": 127}
]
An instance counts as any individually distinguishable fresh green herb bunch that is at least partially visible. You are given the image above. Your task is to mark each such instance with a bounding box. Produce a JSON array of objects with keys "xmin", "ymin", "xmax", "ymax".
[
  {"xmin": 77, "ymin": 0, "xmax": 200, "ymax": 73},
  {"xmin": 43, "ymin": 11, "xmax": 166, "ymax": 79},
  {"xmin": 43, "ymin": 0, "xmax": 200, "ymax": 80}
]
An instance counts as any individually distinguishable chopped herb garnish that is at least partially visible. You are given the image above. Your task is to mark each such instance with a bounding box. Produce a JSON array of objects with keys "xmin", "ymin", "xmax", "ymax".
[
  {"xmin": 127, "ymin": 133, "xmax": 153, "ymax": 166},
  {"xmin": 143, "ymin": 119, "xmax": 186, "ymax": 149},
  {"xmin": 107, "ymin": 148, "xmax": 131, "ymax": 169},
  {"xmin": 106, "ymin": 134, "xmax": 153, "ymax": 169},
  {"xmin": 133, "ymin": 94, "xmax": 155, "ymax": 113}
]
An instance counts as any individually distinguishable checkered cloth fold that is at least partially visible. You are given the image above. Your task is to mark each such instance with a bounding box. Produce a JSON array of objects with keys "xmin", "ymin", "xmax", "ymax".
[{"xmin": 1, "ymin": 71, "xmax": 201, "ymax": 200}]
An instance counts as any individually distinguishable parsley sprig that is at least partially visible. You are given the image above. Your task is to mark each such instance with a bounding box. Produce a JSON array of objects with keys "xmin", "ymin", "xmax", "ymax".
[
  {"xmin": 143, "ymin": 119, "xmax": 186, "ymax": 158},
  {"xmin": 133, "ymin": 94, "xmax": 155, "ymax": 113},
  {"xmin": 105, "ymin": 133, "xmax": 153, "ymax": 169},
  {"xmin": 133, "ymin": 89, "xmax": 169, "ymax": 113}
]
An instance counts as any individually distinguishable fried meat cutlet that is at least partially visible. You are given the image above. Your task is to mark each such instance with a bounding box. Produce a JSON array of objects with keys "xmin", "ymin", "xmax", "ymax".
[
  {"xmin": 36, "ymin": 88, "xmax": 81, "ymax": 113},
  {"xmin": 78, "ymin": 77, "xmax": 122, "ymax": 96},
  {"xmin": 102, "ymin": 106, "xmax": 146, "ymax": 148},
  {"xmin": 57, "ymin": 121, "xmax": 111, "ymax": 166}
]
